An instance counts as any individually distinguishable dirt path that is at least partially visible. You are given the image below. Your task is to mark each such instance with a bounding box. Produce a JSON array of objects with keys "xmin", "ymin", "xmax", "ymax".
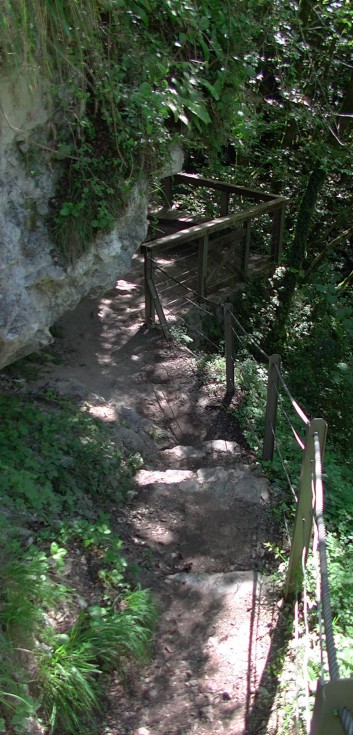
[{"xmin": 39, "ymin": 254, "xmax": 280, "ymax": 735}]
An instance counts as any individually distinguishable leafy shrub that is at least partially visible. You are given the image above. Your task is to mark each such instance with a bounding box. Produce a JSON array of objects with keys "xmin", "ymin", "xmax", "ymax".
[
  {"xmin": 0, "ymin": 393, "xmax": 129, "ymax": 520},
  {"xmin": 0, "ymin": 389, "xmax": 156, "ymax": 733},
  {"xmin": 0, "ymin": 0, "xmax": 255, "ymax": 261}
]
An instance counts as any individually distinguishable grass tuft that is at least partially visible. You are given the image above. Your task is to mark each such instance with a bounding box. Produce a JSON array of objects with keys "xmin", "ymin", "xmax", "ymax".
[{"xmin": 0, "ymin": 386, "xmax": 156, "ymax": 733}]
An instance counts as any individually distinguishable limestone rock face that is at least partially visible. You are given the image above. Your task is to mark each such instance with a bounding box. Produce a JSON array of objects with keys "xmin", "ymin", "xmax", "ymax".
[{"xmin": 0, "ymin": 70, "xmax": 182, "ymax": 369}]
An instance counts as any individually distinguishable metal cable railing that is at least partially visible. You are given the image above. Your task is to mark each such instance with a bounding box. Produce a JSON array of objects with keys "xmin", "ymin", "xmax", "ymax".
[
  {"xmin": 152, "ymin": 258, "xmax": 217, "ymax": 308},
  {"xmin": 313, "ymin": 433, "xmax": 340, "ymax": 681},
  {"xmin": 273, "ymin": 381, "xmax": 306, "ymax": 450},
  {"xmin": 270, "ymin": 422, "xmax": 298, "ymax": 501},
  {"xmin": 160, "ymin": 294, "xmax": 220, "ymax": 352},
  {"xmin": 230, "ymin": 311, "xmax": 270, "ymax": 362},
  {"xmin": 274, "ymin": 363, "xmax": 310, "ymax": 426},
  {"xmin": 312, "ymin": 433, "xmax": 353, "ymax": 735},
  {"xmin": 226, "ymin": 306, "xmax": 353, "ymax": 735}
]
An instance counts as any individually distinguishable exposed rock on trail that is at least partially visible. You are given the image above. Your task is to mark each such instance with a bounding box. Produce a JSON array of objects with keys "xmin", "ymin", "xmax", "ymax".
[{"xmin": 36, "ymin": 254, "xmax": 279, "ymax": 734}]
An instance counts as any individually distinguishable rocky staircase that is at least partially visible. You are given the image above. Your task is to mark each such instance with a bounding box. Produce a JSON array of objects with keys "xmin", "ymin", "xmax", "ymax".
[
  {"xmin": 110, "ymin": 433, "xmax": 275, "ymax": 735},
  {"xmin": 46, "ymin": 269, "xmax": 278, "ymax": 735}
]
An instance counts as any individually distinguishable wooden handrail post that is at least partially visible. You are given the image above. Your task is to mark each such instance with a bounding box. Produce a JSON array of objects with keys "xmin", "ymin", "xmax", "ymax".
[
  {"xmin": 263, "ymin": 354, "xmax": 281, "ymax": 461},
  {"xmin": 284, "ymin": 417, "xmax": 327, "ymax": 599},
  {"xmin": 224, "ymin": 303, "xmax": 234, "ymax": 395},
  {"xmin": 271, "ymin": 204, "xmax": 286, "ymax": 263},
  {"xmin": 220, "ymin": 190, "xmax": 229, "ymax": 217},
  {"xmin": 197, "ymin": 234, "xmax": 209, "ymax": 300},
  {"xmin": 241, "ymin": 220, "xmax": 251, "ymax": 279},
  {"xmin": 162, "ymin": 176, "xmax": 173, "ymax": 208},
  {"xmin": 144, "ymin": 248, "xmax": 155, "ymax": 325},
  {"xmin": 310, "ymin": 678, "xmax": 353, "ymax": 735}
]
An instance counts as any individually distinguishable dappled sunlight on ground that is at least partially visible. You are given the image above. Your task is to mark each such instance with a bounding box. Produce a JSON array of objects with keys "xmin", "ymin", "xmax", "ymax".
[{"xmin": 39, "ymin": 252, "xmax": 289, "ymax": 735}]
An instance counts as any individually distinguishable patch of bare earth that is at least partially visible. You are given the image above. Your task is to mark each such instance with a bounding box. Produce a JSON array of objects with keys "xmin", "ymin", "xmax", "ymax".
[{"xmin": 31, "ymin": 255, "xmax": 284, "ymax": 735}]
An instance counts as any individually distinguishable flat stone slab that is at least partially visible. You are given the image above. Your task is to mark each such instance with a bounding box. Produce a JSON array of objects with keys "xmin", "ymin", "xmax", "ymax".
[
  {"xmin": 136, "ymin": 469, "xmax": 195, "ymax": 486},
  {"xmin": 169, "ymin": 569, "xmax": 252, "ymax": 598},
  {"xmin": 131, "ymin": 464, "xmax": 270, "ymax": 573},
  {"xmin": 161, "ymin": 440, "xmax": 243, "ymax": 468},
  {"xmin": 135, "ymin": 464, "xmax": 270, "ymax": 506}
]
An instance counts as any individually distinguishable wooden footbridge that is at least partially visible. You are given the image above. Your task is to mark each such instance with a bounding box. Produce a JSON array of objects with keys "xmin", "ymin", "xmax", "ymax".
[{"xmin": 142, "ymin": 172, "xmax": 288, "ymax": 333}]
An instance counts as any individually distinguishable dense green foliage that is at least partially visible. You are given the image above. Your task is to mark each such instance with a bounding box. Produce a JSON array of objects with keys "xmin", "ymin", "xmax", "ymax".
[
  {"xmin": 188, "ymin": 0, "xmax": 353, "ymax": 706},
  {"xmin": 0, "ymin": 0, "xmax": 253, "ymax": 261},
  {"xmin": 0, "ymin": 389, "xmax": 155, "ymax": 734},
  {"xmin": 0, "ymin": 0, "xmax": 352, "ymax": 731}
]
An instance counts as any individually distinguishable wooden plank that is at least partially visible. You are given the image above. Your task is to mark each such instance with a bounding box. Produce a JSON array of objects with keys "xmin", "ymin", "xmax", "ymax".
[
  {"xmin": 148, "ymin": 208, "xmax": 188, "ymax": 221},
  {"xmin": 150, "ymin": 209, "xmax": 203, "ymax": 225},
  {"xmin": 241, "ymin": 220, "xmax": 251, "ymax": 279},
  {"xmin": 206, "ymin": 249, "xmax": 233, "ymax": 288},
  {"xmin": 310, "ymin": 679, "xmax": 353, "ymax": 735},
  {"xmin": 175, "ymin": 172, "xmax": 287, "ymax": 203},
  {"xmin": 144, "ymin": 198, "xmax": 288, "ymax": 254},
  {"xmin": 158, "ymin": 217, "xmax": 204, "ymax": 232},
  {"xmin": 147, "ymin": 277, "xmax": 170, "ymax": 338},
  {"xmin": 197, "ymin": 235, "xmax": 209, "ymax": 299},
  {"xmin": 284, "ymin": 418, "xmax": 328, "ymax": 598}
]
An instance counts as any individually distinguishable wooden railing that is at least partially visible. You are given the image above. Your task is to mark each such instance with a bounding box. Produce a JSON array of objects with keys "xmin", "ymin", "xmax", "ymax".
[
  {"xmin": 143, "ymin": 173, "xmax": 288, "ymax": 304},
  {"xmin": 223, "ymin": 303, "xmax": 353, "ymax": 735},
  {"xmin": 141, "ymin": 249, "xmax": 353, "ymax": 734}
]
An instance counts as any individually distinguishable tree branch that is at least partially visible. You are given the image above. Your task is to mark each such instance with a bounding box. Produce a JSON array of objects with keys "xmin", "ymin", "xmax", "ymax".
[{"xmin": 303, "ymin": 227, "xmax": 353, "ymax": 280}]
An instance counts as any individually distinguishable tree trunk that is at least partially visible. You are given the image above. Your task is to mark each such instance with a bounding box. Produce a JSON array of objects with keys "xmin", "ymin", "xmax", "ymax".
[
  {"xmin": 303, "ymin": 227, "xmax": 353, "ymax": 281},
  {"xmin": 298, "ymin": 0, "xmax": 315, "ymax": 29},
  {"xmin": 265, "ymin": 65, "xmax": 353, "ymax": 352},
  {"xmin": 265, "ymin": 165, "xmax": 326, "ymax": 351}
]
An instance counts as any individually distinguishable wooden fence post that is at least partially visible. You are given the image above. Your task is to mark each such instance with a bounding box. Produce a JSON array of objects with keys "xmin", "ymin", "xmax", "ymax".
[
  {"xmin": 162, "ymin": 176, "xmax": 173, "ymax": 208},
  {"xmin": 271, "ymin": 205, "xmax": 286, "ymax": 263},
  {"xmin": 220, "ymin": 191, "xmax": 229, "ymax": 217},
  {"xmin": 310, "ymin": 679, "xmax": 353, "ymax": 735},
  {"xmin": 224, "ymin": 303, "xmax": 234, "ymax": 395},
  {"xmin": 263, "ymin": 354, "xmax": 281, "ymax": 461},
  {"xmin": 241, "ymin": 220, "xmax": 251, "ymax": 279},
  {"xmin": 197, "ymin": 234, "xmax": 209, "ymax": 300},
  {"xmin": 144, "ymin": 248, "xmax": 155, "ymax": 326},
  {"xmin": 284, "ymin": 417, "xmax": 327, "ymax": 599}
]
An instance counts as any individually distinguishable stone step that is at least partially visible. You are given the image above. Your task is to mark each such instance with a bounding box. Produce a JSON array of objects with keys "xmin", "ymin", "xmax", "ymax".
[
  {"xmin": 126, "ymin": 570, "xmax": 273, "ymax": 735},
  {"xmin": 135, "ymin": 463, "xmax": 269, "ymax": 506},
  {"xmin": 160, "ymin": 440, "xmax": 245, "ymax": 469},
  {"xmin": 132, "ymin": 463, "xmax": 271, "ymax": 574}
]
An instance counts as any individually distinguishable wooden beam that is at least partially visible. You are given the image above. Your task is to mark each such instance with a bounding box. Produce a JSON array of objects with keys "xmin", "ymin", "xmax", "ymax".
[
  {"xmin": 147, "ymin": 278, "xmax": 170, "ymax": 338},
  {"xmin": 263, "ymin": 354, "xmax": 281, "ymax": 461},
  {"xmin": 285, "ymin": 418, "xmax": 328, "ymax": 598},
  {"xmin": 145, "ymin": 198, "xmax": 288, "ymax": 254},
  {"xmin": 162, "ymin": 176, "xmax": 173, "ymax": 208},
  {"xmin": 241, "ymin": 220, "xmax": 251, "ymax": 279},
  {"xmin": 175, "ymin": 172, "xmax": 287, "ymax": 203}
]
